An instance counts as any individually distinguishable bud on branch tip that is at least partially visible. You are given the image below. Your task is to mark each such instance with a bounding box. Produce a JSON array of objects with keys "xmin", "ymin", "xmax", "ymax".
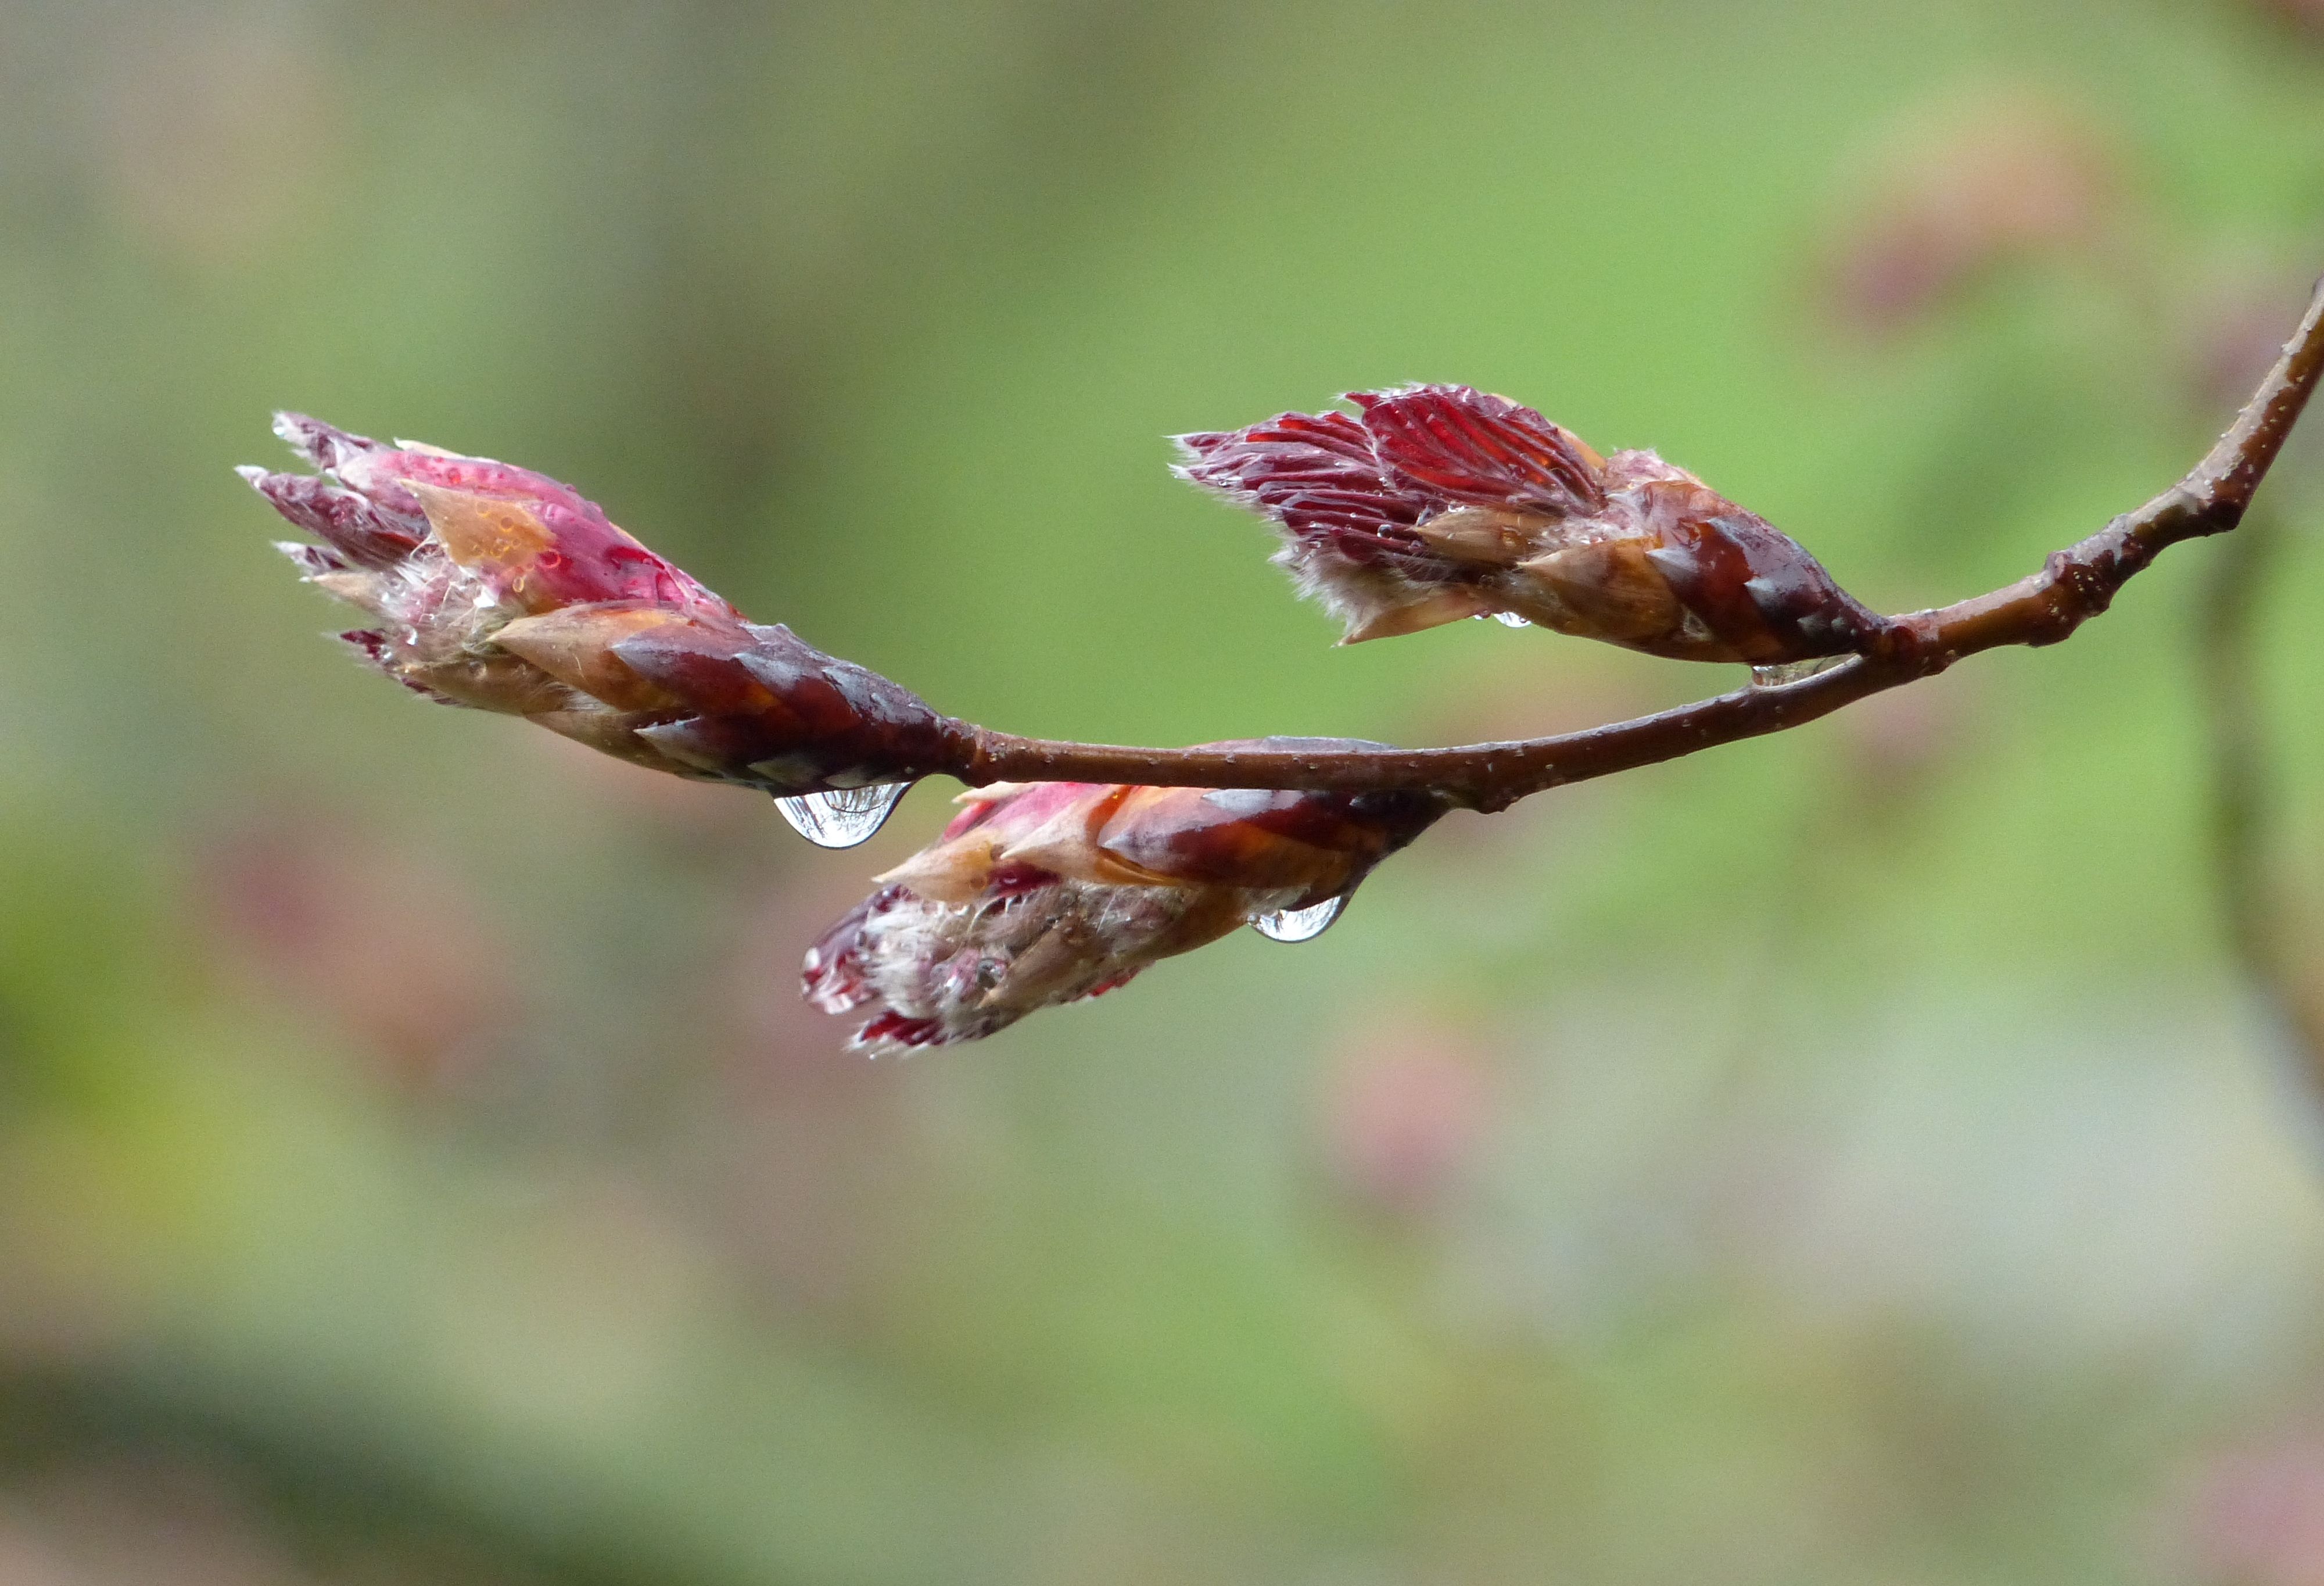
[
  {"xmin": 242, "ymin": 413, "xmax": 963, "ymax": 839},
  {"xmin": 802, "ymin": 754, "xmax": 1446, "ymax": 1054},
  {"xmin": 1175, "ymin": 383, "xmax": 1887, "ymax": 663}
]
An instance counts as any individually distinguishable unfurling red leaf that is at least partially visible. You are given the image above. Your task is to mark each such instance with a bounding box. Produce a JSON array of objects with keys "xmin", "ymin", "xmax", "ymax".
[{"xmin": 1177, "ymin": 383, "xmax": 1885, "ymax": 663}]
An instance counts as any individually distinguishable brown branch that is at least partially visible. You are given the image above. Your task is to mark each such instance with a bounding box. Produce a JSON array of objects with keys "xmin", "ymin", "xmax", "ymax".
[{"xmin": 955, "ymin": 274, "xmax": 2324, "ymax": 811}]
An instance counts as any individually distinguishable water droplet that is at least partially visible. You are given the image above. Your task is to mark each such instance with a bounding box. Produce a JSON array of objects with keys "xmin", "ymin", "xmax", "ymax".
[
  {"xmin": 1491, "ymin": 612, "xmax": 1532, "ymax": 629},
  {"xmin": 774, "ymin": 782, "xmax": 909, "ymax": 848},
  {"xmin": 1251, "ymin": 894, "xmax": 1346, "ymax": 943},
  {"xmin": 1749, "ymin": 656, "xmax": 1845, "ymax": 688}
]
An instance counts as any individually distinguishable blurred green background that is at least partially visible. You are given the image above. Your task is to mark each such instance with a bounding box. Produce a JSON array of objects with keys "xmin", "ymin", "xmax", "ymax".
[{"xmin": 5, "ymin": 1, "xmax": 2324, "ymax": 1581}]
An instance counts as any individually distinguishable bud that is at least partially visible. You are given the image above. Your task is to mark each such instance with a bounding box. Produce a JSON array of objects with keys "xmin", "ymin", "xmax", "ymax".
[
  {"xmin": 802, "ymin": 743, "xmax": 1446, "ymax": 1053},
  {"xmin": 243, "ymin": 414, "xmax": 964, "ymax": 814},
  {"xmin": 1175, "ymin": 384, "xmax": 1882, "ymax": 664}
]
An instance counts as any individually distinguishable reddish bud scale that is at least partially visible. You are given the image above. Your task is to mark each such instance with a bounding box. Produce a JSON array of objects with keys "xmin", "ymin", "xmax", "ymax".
[
  {"xmin": 1177, "ymin": 383, "xmax": 1884, "ymax": 663},
  {"xmin": 245, "ymin": 414, "xmax": 966, "ymax": 796},
  {"xmin": 805, "ymin": 741, "xmax": 1446, "ymax": 1054}
]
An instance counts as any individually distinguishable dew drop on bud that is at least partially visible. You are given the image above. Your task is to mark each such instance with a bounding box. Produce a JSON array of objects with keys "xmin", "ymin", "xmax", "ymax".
[
  {"xmin": 1251, "ymin": 894, "xmax": 1347, "ymax": 944},
  {"xmin": 1749, "ymin": 657, "xmax": 1845, "ymax": 688},
  {"xmin": 1491, "ymin": 612, "xmax": 1532, "ymax": 629},
  {"xmin": 773, "ymin": 783, "xmax": 909, "ymax": 848}
]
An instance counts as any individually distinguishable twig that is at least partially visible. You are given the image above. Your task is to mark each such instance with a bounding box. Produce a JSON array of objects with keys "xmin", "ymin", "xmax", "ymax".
[{"xmin": 955, "ymin": 276, "xmax": 2324, "ymax": 811}]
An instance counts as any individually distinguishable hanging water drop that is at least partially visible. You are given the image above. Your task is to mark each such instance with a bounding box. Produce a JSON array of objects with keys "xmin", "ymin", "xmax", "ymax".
[
  {"xmin": 1749, "ymin": 656, "xmax": 1844, "ymax": 688},
  {"xmin": 1491, "ymin": 611, "xmax": 1532, "ymax": 629},
  {"xmin": 1251, "ymin": 894, "xmax": 1346, "ymax": 943},
  {"xmin": 774, "ymin": 782, "xmax": 910, "ymax": 848}
]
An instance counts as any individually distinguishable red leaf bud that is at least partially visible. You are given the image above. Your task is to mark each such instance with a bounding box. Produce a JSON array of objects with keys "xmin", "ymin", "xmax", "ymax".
[
  {"xmin": 245, "ymin": 414, "xmax": 967, "ymax": 800},
  {"xmin": 802, "ymin": 743, "xmax": 1446, "ymax": 1054},
  {"xmin": 1178, "ymin": 384, "xmax": 1883, "ymax": 663}
]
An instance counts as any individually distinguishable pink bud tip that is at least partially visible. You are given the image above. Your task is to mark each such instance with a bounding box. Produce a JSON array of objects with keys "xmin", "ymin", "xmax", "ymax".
[
  {"xmin": 1178, "ymin": 385, "xmax": 1880, "ymax": 663},
  {"xmin": 802, "ymin": 748, "xmax": 1444, "ymax": 1054},
  {"xmin": 246, "ymin": 413, "xmax": 963, "ymax": 797}
]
